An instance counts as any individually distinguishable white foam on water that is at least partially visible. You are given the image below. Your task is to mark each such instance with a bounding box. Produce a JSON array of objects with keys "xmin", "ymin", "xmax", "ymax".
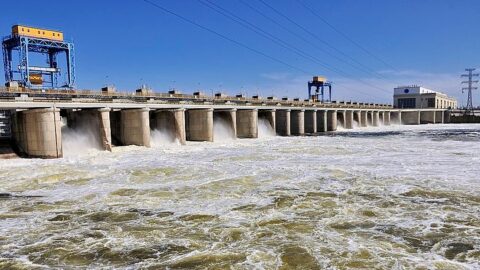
[
  {"xmin": 258, "ymin": 118, "xmax": 276, "ymax": 138},
  {"xmin": 61, "ymin": 117, "xmax": 102, "ymax": 157},
  {"xmin": 213, "ymin": 117, "xmax": 235, "ymax": 142},
  {"xmin": 0, "ymin": 124, "xmax": 479, "ymax": 269},
  {"xmin": 150, "ymin": 128, "xmax": 179, "ymax": 147}
]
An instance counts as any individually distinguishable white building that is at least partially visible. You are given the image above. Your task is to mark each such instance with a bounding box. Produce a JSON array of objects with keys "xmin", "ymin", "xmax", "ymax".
[{"xmin": 393, "ymin": 86, "xmax": 457, "ymax": 109}]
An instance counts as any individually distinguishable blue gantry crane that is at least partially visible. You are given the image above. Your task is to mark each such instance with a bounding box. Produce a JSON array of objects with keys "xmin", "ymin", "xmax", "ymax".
[
  {"xmin": 2, "ymin": 25, "xmax": 75, "ymax": 89},
  {"xmin": 308, "ymin": 76, "xmax": 332, "ymax": 102}
]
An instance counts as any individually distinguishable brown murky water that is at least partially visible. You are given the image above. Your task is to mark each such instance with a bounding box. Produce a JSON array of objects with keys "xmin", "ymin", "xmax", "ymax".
[{"xmin": 0, "ymin": 124, "xmax": 479, "ymax": 269}]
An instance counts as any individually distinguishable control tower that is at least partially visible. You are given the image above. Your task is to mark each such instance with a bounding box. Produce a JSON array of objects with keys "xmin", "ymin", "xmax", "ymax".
[{"xmin": 2, "ymin": 25, "xmax": 75, "ymax": 89}]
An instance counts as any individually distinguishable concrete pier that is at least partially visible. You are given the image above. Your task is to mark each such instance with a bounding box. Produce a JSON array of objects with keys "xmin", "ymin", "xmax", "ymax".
[
  {"xmin": 12, "ymin": 108, "xmax": 62, "ymax": 158},
  {"xmin": 317, "ymin": 110, "xmax": 328, "ymax": 132},
  {"xmin": 118, "ymin": 108, "xmax": 151, "ymax": 147},
  {"xmin": 186, "ymin": 108, "xmax": 213, "ymax": 142},
  {"xmin": 360, "ymin": 111, "xmax": 368, "ymax": 127},
  {"xmin": 372, "ymin": 111, "xmax": 380, "ymax": 126},
  {"xmin": 236, "ymin": 109, "xmax": 258, "ymax": 138},
  {"xmin": 152, "ymin": 108, "xmax": 186, "ymax": 144},
  {"xmin": 327, "ymin": 110, "xmax": 337, "ymax": 131},
  {"xmin": 276, "ymin": 109, "xmax": 291, "ymax": 136},
  {"xmin": 304, "ymin": 110, "xmax": 317, "ymax": 134},
  {"xmin": 402, "ymin": 111, "xmax": 421, "ymax": 125},
  {"xmin": 258, "ymin": 109, "xmax": 276, "ymax": 132},
  {"xmin": 214, "ymin": 109, "xmax": 237, "ymax": 140},
  {"xmin": 345, "ymin": 110, "xmax": 354, "ymax": 129},
  {"xmin": 290, "ymin": 109, "xmax": 305, "ymax": 135}
]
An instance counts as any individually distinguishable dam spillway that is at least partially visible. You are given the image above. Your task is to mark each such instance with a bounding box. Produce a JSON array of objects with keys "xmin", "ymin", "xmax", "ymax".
[{"xmin": 0, "ymin": 87, "xmax": 450, "ymax": 158}]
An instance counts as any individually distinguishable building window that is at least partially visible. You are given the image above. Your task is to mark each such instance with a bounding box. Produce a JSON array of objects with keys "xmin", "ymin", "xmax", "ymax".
[
  {"xmin": 427, "ymin": 98, "xmax": 435, "ymax": 108},
  {"xmin": 398, "ymin": 98, "xmax": 416, "ymax": 108}
]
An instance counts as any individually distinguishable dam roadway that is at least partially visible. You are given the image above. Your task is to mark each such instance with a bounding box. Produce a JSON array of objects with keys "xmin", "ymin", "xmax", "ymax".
[{"xmin": 0, "ymin": 87, "xmax": 450, "ymax": 158}]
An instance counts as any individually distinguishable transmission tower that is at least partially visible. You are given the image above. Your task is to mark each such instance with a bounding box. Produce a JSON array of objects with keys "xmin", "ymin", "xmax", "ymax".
[{"xmin": 461, "ymin": 68, "xmax": 479, "ymax": 115}]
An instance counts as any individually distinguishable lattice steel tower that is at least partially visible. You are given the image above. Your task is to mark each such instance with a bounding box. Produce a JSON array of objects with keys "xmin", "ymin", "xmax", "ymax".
[{"xmin": 461, "ymin": 68, "xmax": 478, "ymax": 115}]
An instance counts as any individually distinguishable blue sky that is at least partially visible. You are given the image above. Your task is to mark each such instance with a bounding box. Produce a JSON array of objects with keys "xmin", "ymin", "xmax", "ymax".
[{"xmin": 1, "ymin": 0, "xmax": 479, "ymax": 105}]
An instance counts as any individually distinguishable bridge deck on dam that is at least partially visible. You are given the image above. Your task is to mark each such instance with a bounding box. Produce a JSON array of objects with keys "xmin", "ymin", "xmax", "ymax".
[{"xmin": 0, "ymin": 87, "xmax": 450, "ymax": 159}]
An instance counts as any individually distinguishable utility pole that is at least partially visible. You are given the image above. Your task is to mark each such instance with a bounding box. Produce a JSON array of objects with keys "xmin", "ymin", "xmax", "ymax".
[{"xmin": 461, "ymin": 68, "xmax": 479, "ymax": 115}]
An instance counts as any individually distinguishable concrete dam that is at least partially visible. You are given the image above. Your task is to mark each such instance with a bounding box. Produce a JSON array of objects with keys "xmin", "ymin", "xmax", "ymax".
[{"xmin": 0, "ymin": 87, "xmax": 450, "ymax": 158}]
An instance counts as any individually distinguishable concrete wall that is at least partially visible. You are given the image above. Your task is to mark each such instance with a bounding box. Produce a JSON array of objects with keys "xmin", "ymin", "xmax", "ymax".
[
  {"xmin": 304, "ymin": 110, "xmax": 317, "ymax": 133},
  {"xmin": 236, "ymin": 109, "xmax": 258, "ymax": 138},
  {"xmin": 435, "ymin": 111, "xmax": 444, "ymax": 124},
  {"xmin": 327, "ymin": 110, "xmax": 337, "ymax": 131},
  {"xmin": 152, "ymin": 109, "xmax": 186, "ymax": 144},
  {"xmin": 317, "ymin": 110, "xmax": 328, "ymax": 132},
  {"xmin": 384, "ymin": 111, "xmax": 391, "ymax": 126},
  {"xmin": 276, "ymin": 109, "xmax": 291, "ymax": 136},
  {"xmin": 402, "ymin": 111, "xmax": 421, "ymax": 125},
  {"xmin": 186, "ymin": 108, "xmax": 213, "ymax": 142},
  {"xmin": 290, "ymin": 109, "xmax": 305, "ymax": 135},
  {"xmin": 12, "ymin": 108, "xmax": 62, "ymax": 158}
]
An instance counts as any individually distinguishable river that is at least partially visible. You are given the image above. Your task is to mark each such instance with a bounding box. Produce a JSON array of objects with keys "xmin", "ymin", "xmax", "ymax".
[{"xmin": 0, "ymin": 124, "xmax": 479, "ymax": 269}]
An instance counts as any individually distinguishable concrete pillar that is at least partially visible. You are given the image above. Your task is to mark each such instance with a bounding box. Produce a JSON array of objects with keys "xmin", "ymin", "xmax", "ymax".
[
  {"xmin": 402, "ymin": 111, "xmax": 421, "ymax": 125},
  {"xmin": 345, "ymin": 110, "xmax": 354, "ymax": 129},
  {"xmin": 120, "ymin": 108, "xmax": 150, "ymax": 147},
  {"xmin": 236, "ymin": 109, "xmax": 258, "ymax": 138},
  {"xmin": 98, "ymin": 108, "xmax": 112, "ymax": 151},
  {"xmin": 275, "ymin": 109, "xmax": 291, "ymax": 136},
  {"xmin": 304, "ymin": 110, "xmax": 317, "ymax": 134},
  {"xmin": 435, "ymin": 110, "xmax": 445, "ymax": 124},
  {"xmin": 12, "ymin": 108, "xmax": 62, "ymax": 158},
  {"xmin": 258, "ymin": 109, "xmax": 276, "ymax": 132},
  {"xmin": 290, "ymin": 109, "xmax": 305, "ymax": 135},
  {"xmin": 327, "ymin": 110, "xmax": 337, "ymax": 131},
  {"xmin": 317, "ymin": 110, "xmax": 328, "ymax": 132},
  {"xmin": 384, "ymin": 111, "xmax": 391, "ymax": 126},
  {"xmin": 186, "ymin": 108, "xmax": 213, "ymax": 142},
  {"xmin": 152, "ymin": 109, "xmax": 186, "ymax": 145},
  {"xmin": 420, "ymin": 110, "xmax": 436, "ymax": 124},
  {"xmin": 372, "ymin": 111, "xmax": 380, "ymax": 127},
  {"xmin": 360, "ymin": 111, "xmax": 368, "ymax": 127}
]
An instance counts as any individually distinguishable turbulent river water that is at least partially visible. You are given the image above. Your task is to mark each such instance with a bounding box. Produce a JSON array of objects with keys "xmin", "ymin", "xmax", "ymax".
[{"xmin": 0, "ymin": 124, "xmax": 479, "ymax": 270}]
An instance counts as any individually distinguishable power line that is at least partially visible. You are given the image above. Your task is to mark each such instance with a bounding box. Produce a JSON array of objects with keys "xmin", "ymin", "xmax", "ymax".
[
  {"xmin": 461, "ymin": 68, "xmax": 478, "ymax": 115},
  {"xmin": 257, "ymin": 0, "xmax": 390, "ymax": 79},
  {"xmin": 141, "ymin": 0, "xmax": 389, "ymax": 101},
  {"xmin": 295, "ymin": 0, "xmax": 398, "ymax": 72},
  {"xmin": 196, "ymin": 0, "xmax": 391, "ymax": 97},
  {"xmin": 142, "ymin": 0, "xmax": 310, "ymax": 75}
]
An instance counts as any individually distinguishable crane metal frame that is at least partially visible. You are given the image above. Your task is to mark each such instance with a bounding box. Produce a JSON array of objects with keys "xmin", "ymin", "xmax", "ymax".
[
  {"xmin": 308, "ymin": 80, "xmax": 332, "ymax": 102},
  {"xmin": 2, "ymin": 35, "xmax": 75, "ymax": 89}
]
